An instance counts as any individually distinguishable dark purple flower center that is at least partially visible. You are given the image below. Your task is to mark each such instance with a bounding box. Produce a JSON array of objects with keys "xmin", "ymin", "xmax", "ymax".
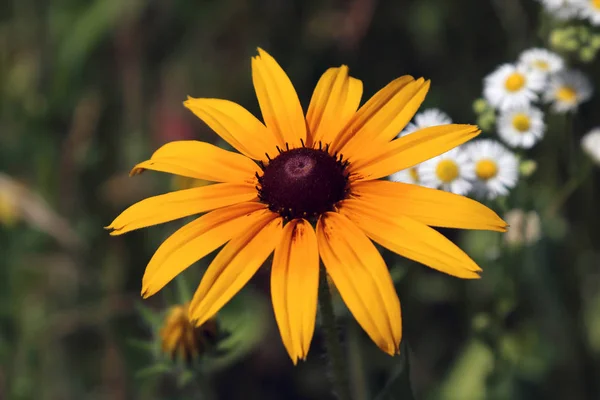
[{"xmin": 257, "ymin": 147, "xmax": 349, "ymax": 220}]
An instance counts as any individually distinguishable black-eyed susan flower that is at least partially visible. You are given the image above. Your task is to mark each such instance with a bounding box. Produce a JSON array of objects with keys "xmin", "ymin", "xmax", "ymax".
[
  {"xmin": 465, "ymin": 139, "xmax": 519, "ymax": 199},
  {"xmin": 107, "ymin": 48, "xmax": 507, "ymax": 364},
  {"xmin": 160, "ymin": 302, "xmax": 218, "ymax": 362},
  {"xmin": 484, "ymin": 64, "xmax": 545, "ymax": 111}
]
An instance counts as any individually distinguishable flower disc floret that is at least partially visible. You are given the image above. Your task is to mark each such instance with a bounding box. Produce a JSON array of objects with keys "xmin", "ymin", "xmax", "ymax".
[
  {"xmin": 435, "ymin": 159, "xmax": 460, "ymax": 183},
  {"xmin": 475, "ymin": 159, "xmax": 499, "ymax": 180},
  {"xmin": 258, "ymin": 147, "xmax": 349, "ymax": 220},
  {"xmin": 512, "ymin": 114, "xmax": 531, "ymax": 132},
  {"xmin": 504, "ymin": 72, "xmax": 526, "ymax": 92}
]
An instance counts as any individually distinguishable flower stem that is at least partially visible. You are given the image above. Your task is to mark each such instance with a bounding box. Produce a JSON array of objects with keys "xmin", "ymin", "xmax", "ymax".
[{"xmin": 318, "ymin": 268, "xmax": 352, "ymax": 400}]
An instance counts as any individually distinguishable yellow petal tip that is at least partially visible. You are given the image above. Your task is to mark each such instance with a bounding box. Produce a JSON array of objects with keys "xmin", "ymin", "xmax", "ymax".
[
  {"xmin": 129, "ymin": 167, "xmax": 144, "ymax": 177},
  {"xmin": 382, "ymin": 344, "xmax": 399, "ymax": 356}
]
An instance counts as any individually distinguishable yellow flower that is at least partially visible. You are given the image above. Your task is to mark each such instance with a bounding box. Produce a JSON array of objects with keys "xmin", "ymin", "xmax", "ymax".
[
  {"xmin": 160, "ymin": 302, "xmax": 217, "ymax": 362},
  {"xmin": 0, "ymin": 189, "xmax": 19, "ymax": 227},
  {"xmin": 107, "ymin": 49, "xmax": 507, "ymax": 364}
]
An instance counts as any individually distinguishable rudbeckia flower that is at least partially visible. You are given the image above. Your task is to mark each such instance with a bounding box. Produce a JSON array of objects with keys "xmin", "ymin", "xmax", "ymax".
[
  {"xmin": 107, "ymin": 49, "xmax": 507, "ymax": 364},
  {"xmin": 160, "ymin": 303, "xmax": 218, "ymax": 362}
]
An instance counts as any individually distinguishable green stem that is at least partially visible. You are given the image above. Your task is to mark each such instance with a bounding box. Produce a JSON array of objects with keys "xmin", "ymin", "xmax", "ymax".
[
  {"xmin": 318, "ymin": 268, "xmax": 352, "ymax": 400},
  {"xmin": 373, "ymin": 340, "xmax": 415, "ymax": 400},
  {"xmin": 546, "ymin": 162, "xmax": 592, "ymax": 217}
]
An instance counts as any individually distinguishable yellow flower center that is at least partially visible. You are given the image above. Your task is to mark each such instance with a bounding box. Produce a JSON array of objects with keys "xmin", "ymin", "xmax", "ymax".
[
  {"xmin": 435, "ymin": 159, "xmax": 459, "ymax": 183},
  {"xmin": 475, "ymin": 159, "xmax": 498, "ymax": 180},
  {"xmin": 533, "ymin": 60, "xmax": 549, "ymax": 71},
  {"xmin": 409, "ymin": 167, "xmax": 419, "ymax": 182},
  {"xmin": 504, "ymin": 72, "xmax": 526, "ymax": 92},
  {"xmin": 512, "ymin": 113, "xmax": 531, "ymax": 132},
  {"xmin": 556, "ymin": 85, "xmax": 577, "ymax": 103},
  {"xmin": 593, "ymin": 0, "xmax": 600, "ymax": 10}
]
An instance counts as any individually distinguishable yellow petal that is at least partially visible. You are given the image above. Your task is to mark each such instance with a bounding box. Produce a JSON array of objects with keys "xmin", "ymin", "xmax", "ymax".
[
  {"xmin": 306, "ymin": 66, "xmax": 363, "ymax": 147},
  {"xmin": 339, "ymin": 199, "xmax": 482, "ymax": 279},
  {"xmin": 141, "ymin": 202, "xmax": 268, "ymax": 298},
  {"xmin": 330, "ymin": 75, "xmax": 414, "ymax": 153},
  {"xmin": 316, "ymin": 212, "xmax": 401, "ymax": 355},
  {"xmin": 130, "ymin": 140, "xmax": 259, "ymax": 184},
  {"xmin": 271, "ymin": 219, "xmax": 319, "ymax": 364},
  {"xmin": 252, "ymin": 48, "xmax": 306, "ymax": 148},
  {"xmin": 351, "ymin": 180, "xmax": 507, "ymax": 232},
  {"xmin": 349, "ymin": 124, "xmax": 480, "ymax": 181},
  {"xmin": 340, "ymin": 79, "xmax": 431, "ymax": 160},
  {"xmin": 189, "ymin": 211, "xmax": 283, "ymax": 326},
  {"xmin": 184, "ymin": 97, "xmax": 278, "ymax": 161},
  {"xmin": 107, "ymin": 183, "xmax": 257, "ymax": 235}
]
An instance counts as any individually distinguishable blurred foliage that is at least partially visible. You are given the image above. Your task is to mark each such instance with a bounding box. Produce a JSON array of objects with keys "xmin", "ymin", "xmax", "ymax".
[{"xmin": 1, "ymin": 0, "xmax": 600, "ymax": 399}]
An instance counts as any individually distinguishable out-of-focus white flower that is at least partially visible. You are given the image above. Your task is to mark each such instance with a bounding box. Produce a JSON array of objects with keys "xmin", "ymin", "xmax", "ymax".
[
  {"xmin": 390, "ymin": 108, "xmax": 453, "ymax": 185},
  {"xmin": 543, "ymin": 69, "xmax": 593, "ymax": 113},
  {"xmin": 484, "ymin": 64, "xmax": 545, "ymax": 111},
  {"xmin": 581, "ymin": 128, "xmax": 600, "ymax": 164},
  {"xmin": 537, "ymin": 0, "xmax": 581, "ymax": 19},
  {"xmin": 418, "ymin": 147, "xmax": 474, "ymax": 195},
  {"xmin": 518, "ymin": 48, "xmax": 565, "ymax": 76},
  {"xmin": 576, "ymin": 0, "xmax": 600, "ymax": 25},
  {"xmin": 389, "ymin": 167, "xmax": 421, "ymax": 185},
  {"xmin": 465, "ymin": 140, "xmax": 519, "ymax": 200},
  {"xmin": 497, "ymin": 105, "xmax": 546, "ymax": 149},
  {"xmin": 504, "ymin": 209, "xmax": 542, "ymax": 246},
  {"xmin": 400, "ymin": 108, "xmax": 452, "ymax": 135}
]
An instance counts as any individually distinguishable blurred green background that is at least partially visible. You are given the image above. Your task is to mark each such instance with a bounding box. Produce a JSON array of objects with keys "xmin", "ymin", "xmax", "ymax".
[{"xmin": 1, "ymin": 0, "xmax": 600, "ymax": 399}]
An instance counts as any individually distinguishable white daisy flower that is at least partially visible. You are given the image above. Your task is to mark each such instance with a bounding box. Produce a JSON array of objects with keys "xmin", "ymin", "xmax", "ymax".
[
  {"xmin": 543, "ymin": 69, "xmax": 593, "ymax": 113},
  {"xmin": 518, "ymin": 48, "xmax": 564, "ymax": 76},
  {"xmin": 389, "ymin": 168, "xmax": 421, "ymax": 185},
  {"xmin": 536, "ymin": 0, "xmax": 581, "ymax": 19},
  {"xmin": 389, "ymin": 108, "xmax": 453, "ymax": 184},
  {"xmin": 577, "ymin": 0, "xmax": 600, "ymax": 25},
  {"xmin": 418, "ymin": 147, "xmax": 474, "ymax": 195},
  {"xmin": 465, "ymin": 140, "xmax": 519, "ymax": 200},
  {"xmin": 401, "ymin": 108, "xmax": 452, "ymax": 135},
  {"xmin": 483, "ymin": 64, "xmax": 545, "ymax": 111},
  {"xmin": 497, "ymin": 105, "xmax": 546, "ymax": 149},
  {"xmin": 581, "ymin": 128, "xmax": 600, "ymax": 164}
]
